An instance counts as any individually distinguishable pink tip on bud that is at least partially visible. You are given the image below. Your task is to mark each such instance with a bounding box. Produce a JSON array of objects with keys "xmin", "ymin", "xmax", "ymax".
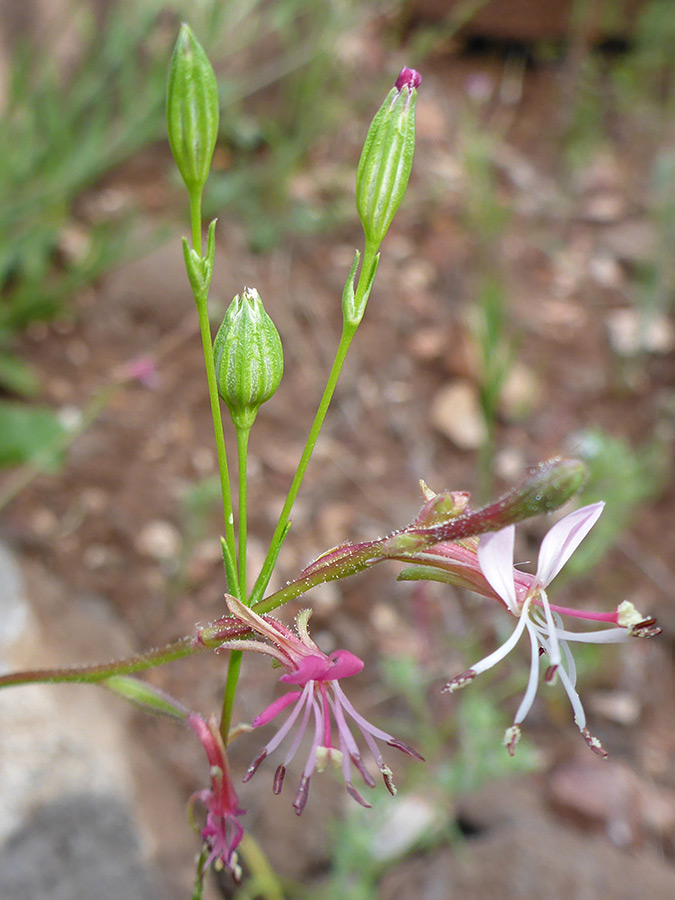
[{"xmin": 395, "ymin": 67, "xmax": 422, "ymax": 91}]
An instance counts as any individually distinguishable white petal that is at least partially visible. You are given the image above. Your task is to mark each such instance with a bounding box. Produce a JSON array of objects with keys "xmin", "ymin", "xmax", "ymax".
[
  {"xmin": 539, "ymin": 589, "xmax": 561, "ymax": 668},
  {"xmin": 556, "ymin": 661, "xmax": 587, "ymax": 730},
  {"xmin": 478, "ymin": 526, "xmax": 518, "ymax": 611},
  {"xmin": 514, "ymin": 619, "xmax": 541, "ymax": 725},
  {"xmin": 471, "ymin": 609, "xmax": 530, "ymax": 675},
  {"xmin": 535, "ymin": 503, "xmax": 604, "ymax": 587},
  {"xmin": 559, "ymin": 636, "xmax": 577, "ymax": 687},
  {"xmin": 552, "ymin": 627, "xmax": 629, "ymax": 644}
]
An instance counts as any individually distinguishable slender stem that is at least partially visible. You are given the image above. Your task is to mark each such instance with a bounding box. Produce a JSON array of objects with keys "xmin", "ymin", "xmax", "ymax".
[
  {"xmin": 195, "ymin": 299, "xmax": 238, "ymax": 588},
  {"xmin": 249, "ymin": 323, "xmax": 356, "ymax": 606},
  {"xmin": 189, "ymin": 190, "xmax": 202, "ymax": 256},
  {"xmin": 0, "ymin": 635, "xmax": 200, "ymax": 688},
  {"xmin": 236, "ymin": 425, "xmax": 250, "ymax": 602},
  {"xmin": 187, "ymin": 188, "xmax": 237, "ymax": 589},
  {"xmin": 249, "ymin": 244, "xmax": 379, "ymax": 607},
  {"xmin": 220, "ymin": 650, "xmax": 243, "ymax": 742},
  {"xmin": 191, "ymin": 845, "xmax": 209, "ymax": 900},
  {"xmin": 218, "ymin": 424, "xmax": 250, "ymax": 745}
]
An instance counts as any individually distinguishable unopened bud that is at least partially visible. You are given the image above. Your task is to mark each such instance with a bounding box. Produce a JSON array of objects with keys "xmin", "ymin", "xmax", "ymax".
[
  {"xmin": 490, "ymin": 457, "xmax": 587, "ymax": 526},
  {"xmin": 403, "ymin": 457, "xmax": 588, "ymax": 546},
  {"xmin": 166, "ymin": 24, "xmax": 219, "ymax": 195},
  {"xmin": 356, "ymin": 67, "xmax": 421, "ymax": 248},
  {"xmin": 213, "ymin": 288, "xmax": 283, "ymax": 430}
]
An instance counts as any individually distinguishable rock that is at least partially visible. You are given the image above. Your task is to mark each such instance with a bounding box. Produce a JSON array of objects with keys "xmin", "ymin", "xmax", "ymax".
[
  {"xmin": 499, "ymin": 362, "xmax": 540, "ymax": 422},
  {"xmin": 0, "ymin": 548, "xmax": 198, "ymax": 900},
  {"xmin": 430, "ymin": 380, "xmax": 487, "ymax": 450},
  {"xmin": 136, "ymin": 520, "xmax": 182, "ymax": 560},
  {"xmin": 0, "ymin": 543, "xmax": 30, "ymax": 664},
  {"xmin": 549, "ymin": 757, "xmax": 675, "ymax": 847},
  {"xmin": 606, "ymin": 308, "xmax": 675, "ymax": 356},
  {"xmin": 369, "ymin": 794, "xmax": 445, "ymax": 862},
  {"xmin": 0, "ymin": 795, "xmax": 160, "ymax": 900},
  {"xmin": 581, "ymin": 193, "xmax": 627, "ymax": 223},
  {"xmin": 589, "ymin": 254, "xmax": 624, "ymax": 289},
  {"xmin": 408, "ymin": 326, "xmax": 449, "ymax": 363},
  {"xmin": 601, "ymin": 220, "xmax": 658, "ymax": 265}
]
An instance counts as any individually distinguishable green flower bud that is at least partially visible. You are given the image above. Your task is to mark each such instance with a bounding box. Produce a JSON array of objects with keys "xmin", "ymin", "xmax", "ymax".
[
  {"xmin": 213, "ymin": 288, "xmax": 284, "ymax": 430},
  {"xmin": 166, "ymin": 23, "xmax": 219, "ymax": 195},
  {"xmin": 356, "ymin": 67, "xmax": 421, "ymax": 248}
]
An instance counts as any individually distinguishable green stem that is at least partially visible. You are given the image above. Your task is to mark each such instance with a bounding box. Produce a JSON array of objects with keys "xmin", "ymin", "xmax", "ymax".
[
  {"xmin": 195, "ymin": 299, "xmax": 238, "ymax": 589},
  {"xmin": 249, "ymin": 245, "xmax": 378, "ymax": 607},
  {"xmin": 191, "ymin": 845, "xmax": 210, "ymax": 900},
  {"xmin": 188, "ymin": 190, "xmax": 238, "ymax": 592},
  {"xmin": 249, "ymin": 323, "xmax": 355, "ymax": 606},
  {"xmin": 220, "ymin": 649, "xmax": 243, "ymax": 742},
  {"xmin": 218, "ymin": 423, "xmax": 250, "ymax": 745},
  {"xmin": 0, "ymin": 635, "xmax": 200, "ymax": 688},
  {"xmin": 189, "ymin": 190, "xmax": 202, "ymax": 256},
  {"xmin": 236, "ymin": 425, "xmax": 250, "ymax": 601}
]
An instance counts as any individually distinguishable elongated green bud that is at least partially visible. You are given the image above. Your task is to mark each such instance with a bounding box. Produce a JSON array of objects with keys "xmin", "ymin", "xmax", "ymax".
[
  {"xmin": 356, "ymin": 67, "xmax": 421, "ymax": 248},
  {"xmin": 103, "ymin": 676, "xmax": 189, "ymax": 720},
  {"xmin": 166, "ymin": 23, "xmax": 219, "ymax": 195},
  {"xmin": 213, "ymin": 288, "xmax": 284, "ymax": 430}
]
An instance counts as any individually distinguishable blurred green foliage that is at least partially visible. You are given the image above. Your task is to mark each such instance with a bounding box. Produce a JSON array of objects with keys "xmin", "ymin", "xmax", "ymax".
[
  {"xmin": 0, "ymin": 0, "xmax": 388, "ymax": 399},
  {"xmin": 0, "ymin": 401, "xmax": 68, "ymax": 470},
  {"xmin": 567, "ymin": 427, "xmax": 670, "ymax": 577},
  {"xmin": 0, "ymin": 1, "xmax": 169, "ymax": 394}
]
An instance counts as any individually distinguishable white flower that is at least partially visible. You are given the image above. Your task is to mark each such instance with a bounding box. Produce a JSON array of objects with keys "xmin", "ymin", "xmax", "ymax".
[{"xmin": 443, "ymin": 503, "xmax": 658, "ymax": 755}]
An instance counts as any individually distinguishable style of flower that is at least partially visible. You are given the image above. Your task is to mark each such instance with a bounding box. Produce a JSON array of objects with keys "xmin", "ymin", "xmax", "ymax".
[
  {"xmin": 187, "ymin": 713, "xmax": 246, "ymax": 882},
  {"xmin": 219, "ymin": 594, "xmax": 423, "ymax": 815},
  {"xmin": 442, "ymin": 502, "xmax": 660, "ymax": 755}
]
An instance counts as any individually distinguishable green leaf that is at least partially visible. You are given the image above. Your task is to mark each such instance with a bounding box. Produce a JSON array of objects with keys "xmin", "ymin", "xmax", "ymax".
[
  {"xmin": 0, "ymin": 351, "xmax": 40, "ymax": 397},
  {"xmin": 103, "ymin": 675, "xmax": 189, "ymax": 720},
  {"xmin": 0, "ymin": 401, "xmax": 68, "ymax": 470}
]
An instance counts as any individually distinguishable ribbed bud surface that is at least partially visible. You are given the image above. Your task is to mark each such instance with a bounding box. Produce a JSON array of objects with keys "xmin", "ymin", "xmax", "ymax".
[
  {"xmin": 356, "ymin": 68, "xmax": 421, "ymax": 247},
  {"xmin": 213, "ymin": 287, "xmax": 283, "ymax": 429},
  {"xmin": 166, "ymin": 24, "xmax": 219, "ymax": 194}
]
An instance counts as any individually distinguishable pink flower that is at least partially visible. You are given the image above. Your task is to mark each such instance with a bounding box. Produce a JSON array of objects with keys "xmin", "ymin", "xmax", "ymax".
[
  {"xmin": 219, "ymin": 595, "xmax": 423, "ymax": 815},
  {"xmin": 442, "ymin": 503, "xmax": 660, "ymax": 755},
  {"xmin": 187, "ymin": 713, "xmax": 246, "ymax": 881}
]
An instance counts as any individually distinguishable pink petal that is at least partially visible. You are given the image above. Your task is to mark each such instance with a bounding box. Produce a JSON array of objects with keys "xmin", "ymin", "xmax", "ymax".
[
  {"xmin": 535, "ymin": 502, "xmax": 604, "ymax": 587},
  {"xmin": 477, "ymin": 526, "xmax": 517, "ymax": 611},
  {"xmin": 253, "ymin": 690, "xmax": 302, "ymax": 726},
  {"xmin": 281, "ymin": 654, "xmax": 331, "ymax": 684},
  {"xmin": 323, "ymin": 650, "xmax": 364, "ymax": 681}
]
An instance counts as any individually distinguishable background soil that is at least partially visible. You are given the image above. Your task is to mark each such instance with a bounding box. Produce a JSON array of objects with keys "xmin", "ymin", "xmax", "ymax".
[{"xmin": 1, "ymin": 5, "xmax": 675, "ymax": 898}]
